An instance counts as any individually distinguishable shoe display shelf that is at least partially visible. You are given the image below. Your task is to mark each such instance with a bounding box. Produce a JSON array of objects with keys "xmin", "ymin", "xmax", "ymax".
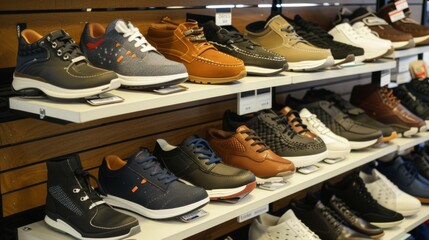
[
  {"xmin": 9, "ymin": 60, "xmax": 395, "ymax": 123},
  {"xmin": 384, "ymin": 45, "xmax": 429, "ymax": 59},
  {"xmin": 382, "ymin": 205, "xmax": 429, "ymax": 240},
  {"xmin": 391, "ymin": 131, "xmax": 429, "ymax": 152}
]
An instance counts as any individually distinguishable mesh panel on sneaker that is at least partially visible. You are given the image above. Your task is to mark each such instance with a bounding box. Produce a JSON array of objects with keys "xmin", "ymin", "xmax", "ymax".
[{"xmin": 49, "ymin": 185, "xmax": 83, "ymax": 216}]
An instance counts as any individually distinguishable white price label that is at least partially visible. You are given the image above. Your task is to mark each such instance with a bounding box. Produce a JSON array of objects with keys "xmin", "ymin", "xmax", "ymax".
[
  {"xmin": 380, "ymin": 70, "xmax": 391, "ymax": 86},
  {"xmin": 389, "ymin": 9, "xmax": 405, "ymax": 22},
  {"xmin": 297, "ymin": 165, "xmax": 320, "ymax": 174},
  {"xmin": 237, "ymin": 88, "xmax": 272, "ymax": 115},
  {"xmin": 215, "ymin": 9, "xmax": 232, "ymax": 26},
  {"xmin": 395, "ymin": 0, "xmax": 409, "ymax": 11},
  {"xmin": 237, "ymin": 205, "xmax": 269, "ymax": 223}
]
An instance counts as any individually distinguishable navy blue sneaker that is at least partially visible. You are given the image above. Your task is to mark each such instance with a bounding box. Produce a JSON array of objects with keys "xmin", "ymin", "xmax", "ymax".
[
  {"xmin": 98, "ymin": 148, "xmax": 209, "ymax": 219},
  {"xmin": 81, "ymin": 19, "xmax": 188, "ymax": 89},
  {"xmin": 377, "ymin": 156, "xmax": 429, "ymax": 204}
]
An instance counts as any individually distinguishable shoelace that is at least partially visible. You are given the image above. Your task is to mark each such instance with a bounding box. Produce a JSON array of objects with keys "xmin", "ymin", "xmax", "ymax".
[
  {"xmin": 352, "ymin": 175, "xmax": 378, "ymax": 205},
  {"xmin": 339, "ymin": 23, "xmax": 362, "ymax": 42},
  {"xmin": 380, "ymin": 86, "xmax": 400, "ymax": 107},
  {"xmin": 118, "ymin": 21, "xmax": 156, "ymax": 53},
  {"xmin": 216, "ymin": 27, "xmax": 257, "ymax": 49},
  {"xmin": 413, "ymin": 78, "xmax": 429, "ymax": 95},
  {"xmin": 307, "ymin": 114, "xmax": 330, "ymax": 134},
  {"xmin": 353, "ymin": 23, "xmax": 374, "ymax": 37},
  {"xmin": 293, "ymin": 27, "xmax": 328, "ymax": 47},
  {"xmin": 320, "ymin": 204, "xmax": 343, "ymax": 230},
  {"xmin": 187, "ymin": 138, "xmax": 221, "ymax": 165},
  {"xmin": 284, "ymin": 110, "xmax": 311, "ymax": 135},
  {"xmin": 50, "ymin": 32, "xmax": 82, "ymax": 61},
  {"xmin": 239, "ymin": 129, "xmax": 270, "ymax": 153},
  {"xmin": 395, "ymin": 87, "xmax": 429, "ymax": 114},
  {"xmin": 398, "ymin": 161, "xmax": 419, "ymax": 184},
  {"xmin": 74, "ymin": 169, "xmax": 106, "ymax": 210},
  {"xmin": 295, "ymin": 19, "xmax": 333, "ymax": 40},
  {"xmin": 272, "ymin": 115, "xmax": 298, "ymax": 139},
  {"xmin": 330, "ymin": 197, "xmax": 358, "ymax": 223},
  {"xmin": 136, "ymin": 154, "xmax": 177, "ymax": 184},
  {"xmin": 280, "ymin": 25, "xmax": 307, "ymax": 45}
]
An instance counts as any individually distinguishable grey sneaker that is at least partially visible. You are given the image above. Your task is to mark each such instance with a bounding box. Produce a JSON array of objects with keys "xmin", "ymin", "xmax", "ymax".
[
  {"xmin": 222, "ymin": 109, "xmax": 328, "ymax": 168},
  {"xmin": 286, "ymin": 96, "xmax": 383, "ymax": 150},
  {"xmin": 80, "ymin": 19, "xmax": 188, "ymax": 89}
]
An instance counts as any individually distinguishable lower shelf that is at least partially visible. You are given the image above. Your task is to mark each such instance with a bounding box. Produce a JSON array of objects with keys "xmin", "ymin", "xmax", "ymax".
[{"xmin": 382, "ymin": 205, "xmax": 429, "ymax": 240}]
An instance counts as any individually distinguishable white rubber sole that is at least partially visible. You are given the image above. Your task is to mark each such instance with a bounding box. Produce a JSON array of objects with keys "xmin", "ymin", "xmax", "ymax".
[
  {"xmin": 414, "ymin": 35, "xmax": 429, "ymax": 45},
  {"xmin": 44, "ymin": 215, "xmax": 140, "ymax": 240},
  {"xmin": 392, "ymin": 39, "xmax": 415, "ymax": 50},
  {"xmin": 396, "ymin": 207, "xmax": 421, "ymax": 217},
  {"xmin": 103, "ymin": 194, "xmax": 209, "ymax": 219},
  {"xmin": 326, "ymin": 148, "xmax": 351, "ymax": 159},
  {"xmin": 283, "ymin": 150, "xmax": 328, "ymax": 168},
  {"xmin": 255, "ymin": 171, "xmax": 295, "ymax": 184},
  {"xmin": 287, "ymin": 56, "xmax": 335, "ymax": 71},
  {"xmin": 363, "ymin": 48, "xmax": 391, "ymax": 61},
  {"xmin": 349, "ymin": 138, "xmax": 378, "ymax": 150},
  {"xmin": 117, "ymin": 72, "xmax": 188, "ymax": 86},
  {"xmin": 245, "ymin": 65, "xmax": 285, "ymax": 75},
  {"xmin": 370, "ymin": 219, "xmax": 403, "ymax": 229},
  {"xmin": 333, "ymin": 54, "xmax": 355, "ymax": 65},
  {"xmin": 12, "ymin": 76, "xmax": 121, "ymax": 99},
  {"xmin": 401, "ymin": 127, "xmax": 419, "ymax": 137}
]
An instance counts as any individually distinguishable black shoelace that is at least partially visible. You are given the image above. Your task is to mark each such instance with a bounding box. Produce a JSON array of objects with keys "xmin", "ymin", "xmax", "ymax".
[
  {"xmin": 272, "ymin": 115, "xmax": 298, "ymax": 139},
  {"xmin": 74, "ymin": 168, "xmax": 106, "ymax": 200},
  {"xmin": 395, "ymin": 87, "xmax": 429, "ymax": 115},
  {"xmin": 319, "ymin": 204, "xmax": 344, "ymax": 231},
  {"xmin": 50, "ymin": 32, "xmax": 82, "ymax": 61},
  {"xmin": 187, "ymin": 138, "xmax": 221, "ymax": 165},
  {"xmin": 284, "ymin": 110, "xmax": 311, "ymax": 135},
  {"xmin": 240, "ymin": 129, "xmax": 270, "ymax": 153},
  {"xmin": 351, "ymin": 175, "xmax": 378, "ymax": 205},
  {"xmin": 136, "ymin": 154, "xmax": 177, "ymax": 185},
  {"xmin": 216, "ymin": 27, "xmax": 258, "ymax": 50},
  {"xmin": 330, "ymin": 197, "xmax": 358, "ymax": 223},
  {"xmin": 280, "ymin": 25, "xmax": 306, "ymax": 46}
]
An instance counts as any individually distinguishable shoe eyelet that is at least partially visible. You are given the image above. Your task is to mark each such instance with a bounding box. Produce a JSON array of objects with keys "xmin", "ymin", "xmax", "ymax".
[
  {"xmin": 52, "ymin": 42, "xmax": 57, "ymax": 49},
  {"xmin": 80, "ymin": 196, "xmax": 85, "ymax": 201},
  {"xmin": 63, "ymin": 55, "xmax": 69, "ymax": 60},
  {"xmin": 57, "ymin": 49, "xmax": 62, "ymax": 56},
  {"xmin": 73, "ymin": 188, "xmax": 80, "ymax": 193}
]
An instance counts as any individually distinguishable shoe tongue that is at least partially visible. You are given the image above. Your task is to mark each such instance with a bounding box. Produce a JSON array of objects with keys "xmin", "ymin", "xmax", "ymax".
[
  {"xmin": 183, "ymin": 135, "xmax": 199, "ymax": 146},
  {"xmin": 278, "ymin": 209, "xmax": 295, "ymax": 224},
  {"xmin": 106, "ymin": 19, "xmax": 129, "ymax": 34},
  {"xmin": 351, "ymin": 7, "xmax": 372, "ymax": 19},
  {"xmin": 48, "ymin": 29, "xmax": 67, "ymax": 40},
  {"xmin": 266, "ymin": 15, "xmax": 290, "ymax": 29},
  {"xmin": 279, "ymin": 106, "xmax": 292, "ymax": 116},
  {"xmin": 299, "ymin": 108, "xmax": 312, "ymax": 118},
  {"xmin": 236, "ymin": 125, "xmax": 250, "ymax": 133}
]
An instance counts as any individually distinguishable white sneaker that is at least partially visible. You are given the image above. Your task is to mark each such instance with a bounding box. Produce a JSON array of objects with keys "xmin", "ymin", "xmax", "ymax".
[
  {"xmin": 299, "ymin": 108, "xmax": 351, "ymax": 160},
  {"xmin": 249, "ymin": 210, "xmax": 321, "ymax": 240},
  {"xmin": 359, "ymin": 168, "xmax": 421, "ymax": 216},
  {"xmin": 352, "ymin": 22, "xmax": 394, "ymax": 56},
  {"xmin": 328, "ymin": 22, "xmax": 390, "ymax": 61}
]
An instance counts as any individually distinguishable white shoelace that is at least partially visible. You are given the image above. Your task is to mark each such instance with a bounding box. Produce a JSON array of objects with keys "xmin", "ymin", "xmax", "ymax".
[
  {"xmin": 307, "ymin": 114, "xmax": 330, "ymax": 135},
  {"xmin": 339, "ymin": 23, "xmax": 362, "ymax": 42},
  {"xmin": 115, "ymin": 21, "xmax": 156, "ymax": 53}
]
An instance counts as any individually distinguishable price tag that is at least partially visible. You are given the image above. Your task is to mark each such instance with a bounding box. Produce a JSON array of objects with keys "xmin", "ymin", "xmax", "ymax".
[
  {"xmin": 395, "ymin": 0, "xmax": 409, "ymax": 11},
  {"xmin": 237, "ymin": 204, "xmax": 269, "ymax": 223},
  {"xmin": 237, "ymin": 88, "xmax": 272, "ymax": 115},
  {"xmin": 380, "ymin": 69, "xmax": 391, "ymax": 86},
  {"xmin": 324, "ymin": 158, "xmax": 345, "ymax": 164},
  {"xmin": 152, "ymin": 84, "xmax": 188, "ymax": 94},
  {"xmin": 258, "ymin": 181, "xmax": 287, "ymax": 191},
  {"xmin": 215, "ymin": 8, "xmax": 232, "ymax": 26},
  {"xmin": 177, "ymin": 209, "xmax": 208, "ymax": 223},
  {"xmin": 388, "ymin": 9, "xmax": 405, "ymax": 22},
  {"xmin": 85, "ymin": 93, "xmax": 124, "ymax": 106},
  {"xmin": 297, "ymin": 165, "xmax": 320, "ymax": 174}
]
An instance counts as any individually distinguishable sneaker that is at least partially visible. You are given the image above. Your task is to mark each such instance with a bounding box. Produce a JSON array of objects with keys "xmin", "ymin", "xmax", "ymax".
[
  {"xmin": 98, "ymin": 148, "xmax": 209, "ymax": 219},
  {"xmin": 405, "ymin": 146, "xmax": 429, "ymax": 180},
  {"xmin": 286, "ymin": 96, "xmax": 383, "ymax": 150},
  {"xmin": 406, "ymin": 78, "xmax": 429, "ymax": 103},
  {"xmin": 393, "ymin": 84, "xmax": 429, "ymax": 127},
  {"xmin": 360, "ymin": 168, "xmax": 421, "ymax": 216},
  {"xmin": 207, "ymin": 125, "xmax": 295, "ymax": 184},
  {"xmin": 153, "ymin": 136, "xmax": 256, "ymax": 200},
  {"xmin": 342, "ymin": 7, "xmax": 415, "ymax": 50},
  {"xmin": 277, "ymin": 106, "xmax": 320, "ymax": 140},
  {"xmin": 222, "ymin": 109, "xmax": 328, "ymax": 168},
  {"xmin": 303, "ymin": 88, "xmax": 398, "ymax": 142},
  {"xmin": 185, "ymin": 14, "xmax": 287, "ymax": 76},
  {"xmin": 351, "ymin": 21, "xmax": 394, "ymax": 55},
  {"xmin": 378, "ymin": 2, "xmax": 429, "ymax": 46},
  {"xmin": 299, "ymin": 108, "xmax": 351, "ymax": 160},
  {"xmin": 146, "ymin": 17, "xmax": 246, "ymax": 84},
  {"xmin": 80, "ymin": 19, "xmax": 188, "ymax": 89},
  {"xmin": 350, "ymin": 83, "xmax": 427, "ymax": 136},
  {"xmin": 290, "ymin": 15, "xmax": 362, "ymax": 65},
  {"xmin": 377, "ymin": 156, "xmax": 429, "ymax": 204},
  {"xmin": 12, "ymin": 29, "xmax": 120, "ymax": 99},
  {"xmin": 321, "ymin": 173, "xmax": 404, "ymax": 228},
  {"xmin": 244, "ymin": 15, "xmax": 334, "ymax": 71},
  {"xmin": 248, "ymin": 210, "xmax": 321, "ymax": 240},
  {"xmin": 324, "ymin": 195, "xmax": 385, "ymax": 238},
  {"xmin": 328, "ymin": 22, "xmax": 391, "ymax": 61},
  {"xmin": 45, "ymin": 154, "xmax": 140, "ymax": 239},
  {"xmin": 290, "ymin": 195, "xmax": 372, "ymax": 240}
]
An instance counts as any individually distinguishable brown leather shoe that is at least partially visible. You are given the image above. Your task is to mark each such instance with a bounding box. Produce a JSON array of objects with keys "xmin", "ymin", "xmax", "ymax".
[
  {"xmin": 378, "ymin": 3, "xmax": 429, "ymax": 46},
  {"xmin": 350, "ymin": 83, "xmax": 426, "ymax": 137},
  {"xmin": 146, "ymin": 17, "xmax": 246, "ymax": 84},
  {"xmin": 278, "ymin": 106, "xmax": 318, "ymax": 139},
  {"xmin": 207, "ymin": 125, "xmax": 295, "ymax": 184}
]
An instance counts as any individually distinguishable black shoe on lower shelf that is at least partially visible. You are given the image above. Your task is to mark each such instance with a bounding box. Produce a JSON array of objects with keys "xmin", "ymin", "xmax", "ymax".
[
  {"xmin": 153, "ymin": 136, "xmax": 256, "ymax": 200},
  {"xmin": 98, "ymin": 148, "xmax": 210, "ymax": 219},
  {"xmin": 393, "ymin": 84, "xmax": 429, "ymax": 127},
  {"xmin": 45, "ymin": 154, "xmax": 140, "ymax": 239},
  {"xmin": 321, "ymin": 173, "xmax": 404, "ymax": 228}
]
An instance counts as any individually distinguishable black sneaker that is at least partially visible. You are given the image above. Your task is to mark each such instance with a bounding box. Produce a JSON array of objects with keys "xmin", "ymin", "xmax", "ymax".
[
  {"xmin": 186, "ymin": 14, "xmax": 287, "ymax": 75},
  {"xmin": 45, "ymin": 154, "xmax": 140, "ymax": 239},
  {"xmin": 153, "ymin": 136, "xmax": 256, "ymax": 200},
  {"xmin": 290, "ymin": 194, "xmax": 372, "ymax": 240},
  {"xmin": 13, "ymin": 29, "xmax": 120, "ymax": 99},
  {"xmin": 321, "ymin": 173, "xmax": 404, "ymax": 228},
  {"xmin": 291, "ymin": 15, "xmax": 365, "ymax": 65},
  {"xmin": 406, "ymin": 78, "xmax": 429, "ymax": 103},
  {"xmin": 394, "ymin": 84, "xmax": 429, "ymax": 126},
  {"xmin": 324, "ymin": 195, "xmax": 384, "ymax": 238},
  {"xmin": 98, "ymin": 148, "xmax": 209, "ymax": 219},
  {"xmin": 405, "ymin": 145, "xmax": 429, "ymax": 180},
  {"xmin": 303, "ymin": 88, "xmax": 398, "ymax": 142},
  {"xmin": 286, "ymin": 95, "xmax": 383, "ymax": 149},
  {"xmin": 223, "ymin": 109, "xmax": 328, "ymax": 168}
]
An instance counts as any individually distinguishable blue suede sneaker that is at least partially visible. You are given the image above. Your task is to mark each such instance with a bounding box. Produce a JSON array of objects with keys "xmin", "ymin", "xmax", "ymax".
[
  {"xmin": 376, "ymin": 156, "xmax": 429, "ymax": 204},
  {"xmin": 80, "ymin": 19, "xmax": 188, "ymax": 89},
  {"xmin": 98, "ymin": 148, "xmax": 209, "ymax": 219}
]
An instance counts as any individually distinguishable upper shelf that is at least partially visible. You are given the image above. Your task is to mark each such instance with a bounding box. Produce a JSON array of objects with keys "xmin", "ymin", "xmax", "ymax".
[
  {"xmin": 383, "ymin": 45, "xmax": 429, "ymax": 59},
  {"xmin": 9, "ymin": 60, "xmax": 396, "ymax": 123}
]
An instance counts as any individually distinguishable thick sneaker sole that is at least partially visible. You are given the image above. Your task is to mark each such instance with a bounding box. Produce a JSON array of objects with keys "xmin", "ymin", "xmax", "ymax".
[
  {"xmin": 392, "ymin": 39, "xmax": 415, "ymax": 50},
  {"xmin": 401, "ymin": 127, "xmax": 419, "ymax": 137},
  {"xmin": 363, "ymin": 47, "xmax": 391, "ymax": 62},
  {"xmin": 397, "ymin": 207, "xmax": 421, "ymax": 217},
  {"xmin": 188, "ymin": 70, "xmax": 246, "ymax": 84},
  {"xmin": 326, "ymin": 148, "xmax": 351, "ymax": 160},
  {"xmin": 245, "ymin": 65, "xmax": 286, "ymax": 76},
  {"xmin": 207, "ymin": 181, "xmax": 256, "ymax": 200},
  {"xmin": 283, "ymin": 150, "xmax": 328, "ymax": 168},
  {"xmin": 255, "ymin": 171, "xmax": 295, "ymax": 184},
  {"xmin": 287, "ymin": 56, "xmax": 335, "ymax": 72},
  {"xmin": 334, "ymin": 54, "xmax": 355, "ymax": 66},
  {"xmin": 117, "ymin": 72, "xmax": 188, "ymax": 89},
  {"xmin": 370, "ymin": 219, "xmax": 403, "ymax": 229},
  {"xmin": 349, "ymin": 138, "xmax": 378, "ymax": 150},
  {"xmin": 44, "ymin": 215, "xmax": 140, "ymax": 240},
  {"xmin": 414, "ymin": 35, "xmax": 429, "ymax": 45},
  {"xmin": 103, "ymin": 194, "xmax": 209, "ymax": 219},
  {"xmin": 12, "ymin": 76, "xmax": 121, "ymax": 99}
]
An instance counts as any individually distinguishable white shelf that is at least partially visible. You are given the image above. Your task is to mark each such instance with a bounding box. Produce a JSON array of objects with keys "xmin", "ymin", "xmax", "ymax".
[
  {"xmin": 384, "ymin": 45, "xmax": 429, "ymax": 59},
  {"xmin": 9, "ymin": 60, "xmax": 396, "ymax": 123},
  {"xmin": 382, "ymin": 205, "xmax": 429, "ymax": 240},
  {"xmin": 391, "ymin": 131, "xmax": 429, "ymax": 152},
  {"xmin": 18, "ymin": 143, "xmax": 398, "ymax": 240}
]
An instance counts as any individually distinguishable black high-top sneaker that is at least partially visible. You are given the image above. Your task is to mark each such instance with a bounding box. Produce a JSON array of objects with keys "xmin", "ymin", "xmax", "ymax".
[
  {"xmin": 13, "ymin": 29, "xmax": 120, "ymax": 99},
  {"xmin": 45, "ymin": 154, "xmax": 140, "ymax": 239}
]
